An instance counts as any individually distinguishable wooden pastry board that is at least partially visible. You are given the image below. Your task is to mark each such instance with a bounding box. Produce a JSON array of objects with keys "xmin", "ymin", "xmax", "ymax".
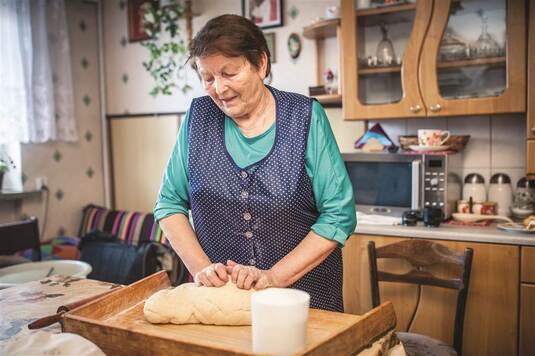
[{"xmin": 62, "ymin": 271, "xmax": 396, "ymax": 355}]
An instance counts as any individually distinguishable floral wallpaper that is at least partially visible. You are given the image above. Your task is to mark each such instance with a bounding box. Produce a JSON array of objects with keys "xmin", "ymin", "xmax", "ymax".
[{"xmin": 14, "ymin": 0, "xmax": 105, "ymax": 241}]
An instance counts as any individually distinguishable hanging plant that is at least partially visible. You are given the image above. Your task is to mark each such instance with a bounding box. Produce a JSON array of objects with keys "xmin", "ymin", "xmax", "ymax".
[{"xmin": 141, "ymin": 0, "xmax": 192, "ymax": 96}]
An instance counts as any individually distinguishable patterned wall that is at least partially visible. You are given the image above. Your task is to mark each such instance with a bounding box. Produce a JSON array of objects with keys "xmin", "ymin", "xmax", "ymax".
[{"xmin": 13, "ymin": 0, "xmax": 105, "ymax": 241}]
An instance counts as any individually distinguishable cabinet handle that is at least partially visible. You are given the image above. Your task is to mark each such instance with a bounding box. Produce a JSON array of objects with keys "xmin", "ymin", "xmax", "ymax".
[
  {"xmin": 409, "ymin": 105, "xmax": 422, "ymax": 113},
  {"xmin": 429, "ymin": 104, "xmax": 442, "ymax": 112}
]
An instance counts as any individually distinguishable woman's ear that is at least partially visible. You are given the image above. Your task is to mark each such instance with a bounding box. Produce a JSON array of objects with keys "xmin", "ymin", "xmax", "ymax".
[{"xmin": 259, "ymin": 52, "xmax": 268, "ymax": 79}]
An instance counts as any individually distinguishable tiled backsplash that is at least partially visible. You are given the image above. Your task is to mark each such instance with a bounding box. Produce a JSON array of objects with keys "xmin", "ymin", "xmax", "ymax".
[{"xmin": 371, "ymin": 114, "xmax": 527, "ymax": 191}]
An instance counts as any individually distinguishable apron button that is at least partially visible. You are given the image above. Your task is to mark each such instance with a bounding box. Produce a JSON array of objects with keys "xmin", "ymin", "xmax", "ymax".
[
  {"xmin": 243, "ymin": 212, "xmax": 252, "ymax": 221},
  {"xmin": 245, "ymin": 231, "xmax": 253, "ymax": 238},
  {"xmin": 249, "ymin": 259, "xmax": 256, "ymax": 266},
  {"xmin": 240, "ymin": 171, "xmax": 248, "ymax": 179},
  {"xmin": 240, "ymin": 191, "xmax": 249, "ymax": 199}
]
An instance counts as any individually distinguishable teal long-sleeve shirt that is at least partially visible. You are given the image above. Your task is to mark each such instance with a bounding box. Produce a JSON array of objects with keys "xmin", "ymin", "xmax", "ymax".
[{"xmin": 154, "ymin": 100, "xmax": 356, "ymax": 246}]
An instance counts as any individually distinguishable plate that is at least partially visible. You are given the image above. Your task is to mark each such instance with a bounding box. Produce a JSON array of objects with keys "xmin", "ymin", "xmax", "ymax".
[
  {"xmin": 409, "ymin": 145, "xmax": 451, "ymax": 152},
  {"xmin": 451, "ymin": 213, "xmax": 512, "ymax": 223},
  {"xmin": 0, "ymin": 260, "xmax": 92, "ymax": 289},
  {"xmin": 497, "ymin": 223, "xmax": 535, "ymax": 234}
]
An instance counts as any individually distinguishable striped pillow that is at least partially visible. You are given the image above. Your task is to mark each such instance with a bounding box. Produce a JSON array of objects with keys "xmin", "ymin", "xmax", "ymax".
[{"xmin": 79, "ymin": 205, "xmax": 168, "ymax": 246}]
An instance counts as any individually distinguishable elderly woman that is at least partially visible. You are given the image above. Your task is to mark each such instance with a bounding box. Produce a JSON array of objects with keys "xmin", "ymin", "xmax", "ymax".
[{"xmin": 154, "ymin": 14, "xmax": 356, "ymax": 312}]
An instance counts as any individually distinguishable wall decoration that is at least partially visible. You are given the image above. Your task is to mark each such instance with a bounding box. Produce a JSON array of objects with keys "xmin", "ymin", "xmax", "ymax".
[
  {"xmin": 264, "ymin": 32, "xmax": 276, "ymax": 63},
  {"xmin": 127, "ymin": 0, "xmax": 156, "ymax": 42},
  {"xmin": 287, "ymin": 33, "xmax": 301, "ymax": 59},
  {"xmin": 242, "ymin": 0, "xmax": 283, "ymax": 29},
  {"xmin": 289, "ymin": 4, "xmax": 298, "ymax": 20}
]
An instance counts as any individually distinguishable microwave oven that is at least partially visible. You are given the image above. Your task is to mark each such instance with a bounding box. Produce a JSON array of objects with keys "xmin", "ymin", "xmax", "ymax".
[{"xmin": 342, "ymin": 152, "xmax": 462, "ymax": 218}]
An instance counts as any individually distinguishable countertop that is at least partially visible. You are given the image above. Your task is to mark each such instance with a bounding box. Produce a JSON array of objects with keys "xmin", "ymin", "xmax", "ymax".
[{"xmin": 355, "ymin": 222, "xmax": 535, "ymax": 246}]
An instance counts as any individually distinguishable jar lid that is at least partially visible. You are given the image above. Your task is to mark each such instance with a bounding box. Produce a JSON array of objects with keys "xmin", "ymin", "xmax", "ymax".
[
  {"xmin": 490, "ymin": 173, "xmax": 511, "ymax": 184},
  {"xmin": 516, "ymin": 177, "xmax": 535, "ymax": 189},
  {"xmin": 464, "ymin": 173, "xmax": 485, "ymax": 184}
]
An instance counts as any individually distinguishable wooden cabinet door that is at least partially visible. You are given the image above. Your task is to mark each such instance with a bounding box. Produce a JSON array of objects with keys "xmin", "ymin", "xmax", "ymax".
[
  {"xmin": 520, "ymin": 284, "xmax": 535, "ymax": 356},
  {"xmin": 343, "ymin": 235, "xmax": 519, "ymax": 355},
  {"xmin": 341, "ymin": 0, "xmax": 432, "ymax": 120},
  {"xmin": 528, "ymin": 141, "xmax": 535, "ymax": 176},
  {"xmin": 420, "ymin": 0, "xmax": 526, "ymax": 117},
  {"xmin": 529, "ymin": 0, "xmax": 535, "ymax": 140}
]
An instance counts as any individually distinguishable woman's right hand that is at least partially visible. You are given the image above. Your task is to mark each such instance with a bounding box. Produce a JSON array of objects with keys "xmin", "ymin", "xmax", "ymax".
[{"xmin": 193, "ymin": 263, "xmax": 229, "ymax": 287}]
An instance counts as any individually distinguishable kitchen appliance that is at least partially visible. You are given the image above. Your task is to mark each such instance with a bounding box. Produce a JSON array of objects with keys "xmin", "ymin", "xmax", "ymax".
[
  {"xmin": 423, "ymin": 207, "xmax": 444, "ymax": 227},
  {"xmin": 343, "ymin": 152, "xmax": 461, "ymax": 218},
  {"xmin": 462, "ymin": 173, "xmax": 487, "ymax": 203},
  {"xmin": 488, "ymin": 173, "xmax": 513, "ymax": 217}
]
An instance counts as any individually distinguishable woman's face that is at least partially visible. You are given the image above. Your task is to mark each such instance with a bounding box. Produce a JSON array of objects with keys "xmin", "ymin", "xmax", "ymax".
[{"xmin": 195, "ymin": 54, "xmax": 267, "ymax": 119}]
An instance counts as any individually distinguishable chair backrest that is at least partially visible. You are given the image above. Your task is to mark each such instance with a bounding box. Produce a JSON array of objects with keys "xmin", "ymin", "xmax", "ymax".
[
  {"xmin": 0, "ymin": 217, "xmax": 41, "ymax": 261},
  {"xmin": 368, "ymin": 239, "xmax": 473, "ymax": 354}
]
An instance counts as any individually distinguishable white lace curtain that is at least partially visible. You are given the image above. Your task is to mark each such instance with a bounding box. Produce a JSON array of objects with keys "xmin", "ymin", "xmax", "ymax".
[{"xmin": 0, "ymin": 0, "xmax": 78, "ymax": 144}]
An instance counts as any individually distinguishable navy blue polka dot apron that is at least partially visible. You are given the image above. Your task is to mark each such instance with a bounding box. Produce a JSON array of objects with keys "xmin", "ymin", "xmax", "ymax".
[{"xmin": 187, "ymin": 86, "xmax": 343, "ymax": 312}]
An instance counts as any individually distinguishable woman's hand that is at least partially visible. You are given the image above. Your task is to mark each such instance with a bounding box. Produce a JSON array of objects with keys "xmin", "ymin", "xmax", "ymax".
[
  {"xmin": 226, "ymin": 260, "xmax": 280, "ymax": 290},
  {"xmin": 193, "ymin": 263, "xmax": 229, "ymax": 287}
]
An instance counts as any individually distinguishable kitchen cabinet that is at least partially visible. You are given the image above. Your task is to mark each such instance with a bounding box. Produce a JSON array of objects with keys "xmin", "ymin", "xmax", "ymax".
[
  {"xmin": 528, "ymin": 0, "xmax": 535, "ymax": 176},
  {"xmin": 340, "ymin": 0, "xmax": 526, "ymax": 120},
  {"xmin": 520, "ymin": 284, "xmax": 535, "ymax": 356},
  {"xmin": 343, "ymin": 234, "xmax": 519, "ymax": 355}
]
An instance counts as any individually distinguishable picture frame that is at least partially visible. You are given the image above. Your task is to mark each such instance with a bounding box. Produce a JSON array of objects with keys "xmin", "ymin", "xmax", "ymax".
[
  {"xmin": 264, "ymin": 32, "xmax": 276, "ymax": 63},
  {"xmin": 127, "ymin": 0, "xmax": 157, "ymax": 42},
  {"xmin": 242, "ymin": 0, "xmax": 284, "ymax": 29}
]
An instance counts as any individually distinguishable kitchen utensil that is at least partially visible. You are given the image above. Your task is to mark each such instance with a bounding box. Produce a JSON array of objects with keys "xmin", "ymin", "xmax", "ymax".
[
  {"xmin": 488, "ymin": 173, "xmax": 513, "ymax": 217},
  {"xmin": 452, "ymin": 213, "xmax": 513, "ymax": 223},
  {"xmin": 402, "ymin": 210, "xmax": 421, "ymax": 226},
  {"xmin": 439, "ymin": 27, "xmax": 468, "ymax": 61},
  {"xmin": 470, "ymin": 9, "xmax": 503, "ymax": 58},
  {"xmin": 497, "ymin": 222, "xmax": 535, "ymax": 234},
  {"xmin": 252, "ymin": 288, "xmax": 310, "ymax": 354},
  {"xmin": 418, "ymin": 129, "xmax": 451, "ymax": 147},
  {"xmin": 28, "ymin": 288, "xmax": 120, "ymax": 329},
  {"xmin": 409, "ymin": 144, "xmax": 451, "ymax": 152},
  {"xmin": 462, "ymin": 173, "xmax": 487, "ymax": 203},
  {"xmin": 62, "ymin": 271, "xmax": 397, "ymax": 355},
  {"xmin": 423, "ymin": 207, "xmax": 443, "ymax": 227},
  {"xmin": 376, "ymin": 24, "xmax": 396, "ymax": 65},
  {"xmin": 512, "ymin": 177, "xmax": 535, "ymax": 219}
]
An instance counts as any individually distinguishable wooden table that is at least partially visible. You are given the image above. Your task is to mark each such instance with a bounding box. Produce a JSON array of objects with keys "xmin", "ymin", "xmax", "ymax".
[{"xmin": 0, "ymin": 275, "xmax": 404, "ymax": 355}]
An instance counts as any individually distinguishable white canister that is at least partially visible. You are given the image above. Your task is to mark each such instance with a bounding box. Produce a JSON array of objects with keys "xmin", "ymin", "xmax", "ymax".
[
  {"xmin": 462, "ymin": 173, "xmax": 487, "ymax": 203},
  {"xmin": 488, "ymin": 173, "xmax": 513, "ymax": 217},
  {"xmin": 251, "ymin": 288, "xmax": 310, "ymax": 355}
]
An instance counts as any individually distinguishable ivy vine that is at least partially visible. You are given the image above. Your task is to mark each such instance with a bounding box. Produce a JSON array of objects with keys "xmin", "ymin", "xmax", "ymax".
[{"xmin": 141, "ymin": 0, "xmax": 192, "ymax": 96}]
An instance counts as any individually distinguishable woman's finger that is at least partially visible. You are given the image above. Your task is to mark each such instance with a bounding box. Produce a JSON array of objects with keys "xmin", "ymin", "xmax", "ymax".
[
  {"xmin": 206, "ymin": 266, "xmax": 225, "ymax": 287},
  {"xmin": 214, "ymin": 263, "xmax": 228, "ymax": 282},
  {"xmin": 231, "ymin": 264, "xmax": 243, "ymax": 284},
  {"xmin": 243, "ymin": 272, "xmax": 256, "ymax": 290},
  {"xmin": 197, "ymin": 272, "xmax": 212, "ymax": 287},
  {"xmin": 236, "ymin": 268, "xmax": 249, "ymax": 289}
]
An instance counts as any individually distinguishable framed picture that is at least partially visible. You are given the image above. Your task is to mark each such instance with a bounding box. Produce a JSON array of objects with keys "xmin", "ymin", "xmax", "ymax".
[
  {"xmin": 127, "ymin": 0, "xmax": 157, "ymax": 42},
  {"xmin": 264, "ymin": 32, "xmax": 276, "ymax": 63},
  {"xmin": 242, "ymin": 0, "xmax": 283, "ymax": 29}
]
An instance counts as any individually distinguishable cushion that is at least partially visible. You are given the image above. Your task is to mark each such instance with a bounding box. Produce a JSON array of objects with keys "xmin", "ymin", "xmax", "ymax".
[{"xmin": 396, "ymin": 332, "xmax": 457, "ymax": 356}]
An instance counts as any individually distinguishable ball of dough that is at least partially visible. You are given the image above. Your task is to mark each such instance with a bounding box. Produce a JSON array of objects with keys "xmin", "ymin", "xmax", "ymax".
[{"xmin": 143, "ymin": 281, "xmax": 255, "ymax": 325}]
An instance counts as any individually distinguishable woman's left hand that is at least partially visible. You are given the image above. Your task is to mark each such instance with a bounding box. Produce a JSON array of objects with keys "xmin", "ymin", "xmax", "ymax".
[{"xmin": 226, "ymin": 260, "xmax": 279, "ymax": 290}]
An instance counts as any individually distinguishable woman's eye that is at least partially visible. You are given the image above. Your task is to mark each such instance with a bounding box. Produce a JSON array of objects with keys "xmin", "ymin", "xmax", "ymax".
[
  {"xmin": 203, "ymin": 77, "xmax": 214, "ymax": 84},
  {"xmin": 224, "ymin": 72, "xmax": 237, "ymax": 78}
]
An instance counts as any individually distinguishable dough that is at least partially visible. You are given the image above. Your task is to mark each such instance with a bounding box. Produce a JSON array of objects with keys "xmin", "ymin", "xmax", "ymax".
[{"xmin": 143, "ymin": 281, "xmax": 255, "ymax": 325}]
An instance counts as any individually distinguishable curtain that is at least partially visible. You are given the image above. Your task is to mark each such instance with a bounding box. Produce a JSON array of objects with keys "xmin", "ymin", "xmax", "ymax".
[{"xmin": 0, "ymin": 0, "xmax": 78, "ymax": 144}]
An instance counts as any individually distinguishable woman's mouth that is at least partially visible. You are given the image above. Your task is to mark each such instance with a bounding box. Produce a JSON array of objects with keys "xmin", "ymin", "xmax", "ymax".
[{"xmin": 220, "ymin": 96, "xmax": 237, "ymax": 105}]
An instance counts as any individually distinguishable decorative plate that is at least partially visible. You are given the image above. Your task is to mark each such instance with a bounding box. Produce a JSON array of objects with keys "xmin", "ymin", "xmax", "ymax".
[
  {"xmin": 287, "ymin": 33, "xmax": 301, "ymax": 59},
  {"xmin": 497, "ymin": 223, "xmax": 535, "ymax": 234},
  {"xmin": 409, "ymin": 145, "xmax": 451, "ymax": 152}
]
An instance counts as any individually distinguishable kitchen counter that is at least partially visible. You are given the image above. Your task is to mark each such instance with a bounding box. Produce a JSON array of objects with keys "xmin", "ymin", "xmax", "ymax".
[{"xmin": 355, "ymin": 222, "xmax": 535, "ymax": 246}]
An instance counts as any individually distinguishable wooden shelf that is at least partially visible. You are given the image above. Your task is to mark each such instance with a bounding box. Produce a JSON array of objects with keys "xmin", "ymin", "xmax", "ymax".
[
  {"xmin": 358, "ymin": 57, "xmax": 507, "ymax": 76},
  {"xmin": 303, "ymin": 18, "xmax": 340, "ymax": 39},
  {"xmin": 356, "ymin": 3, "xmax": 416, "ymax": 17},
  {"xmin": 0, "ymin": 189, "xmax": 42, "ymax": 201},
  {"xmin": 437, "ymin": 56, "xmax": 506, "ymax": 69},
  {"xmin": 313, "ymin": 94, "xmax": 342, "ymax": 107}
]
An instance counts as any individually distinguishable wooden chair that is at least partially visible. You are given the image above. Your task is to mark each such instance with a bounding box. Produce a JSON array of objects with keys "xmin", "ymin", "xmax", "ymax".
[
  {"xmin": 368, "ymin": 240, "xmax": 473, "ymax": 356},
  {"xmin": 0, "ymin": 217, "xmax": 41, "ymax": 264}
]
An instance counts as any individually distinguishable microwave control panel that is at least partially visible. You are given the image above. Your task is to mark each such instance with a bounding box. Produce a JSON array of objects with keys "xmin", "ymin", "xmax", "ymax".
[{"xmin": 422, "ymin": 156, "xmax": 448, "ymax": 209}]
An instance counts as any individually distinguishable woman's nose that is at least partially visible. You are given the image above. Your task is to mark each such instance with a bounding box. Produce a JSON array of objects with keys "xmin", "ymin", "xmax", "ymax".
[{"xmin": 214, "ymin": 77, "xmax": 228, "ymax": 95}]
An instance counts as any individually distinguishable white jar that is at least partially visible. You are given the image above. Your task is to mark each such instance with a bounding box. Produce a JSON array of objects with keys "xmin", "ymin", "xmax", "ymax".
[
  {"xmin": 462, "ymin": 173, "xmax": 486, "ymax": 203},
  {"xmin": 488, "ymin": 173, "xmax": 513, "ymax": 217}
]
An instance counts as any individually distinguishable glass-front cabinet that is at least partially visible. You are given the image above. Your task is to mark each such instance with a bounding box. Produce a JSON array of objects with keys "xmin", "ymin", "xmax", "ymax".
[{"xmin": 341, "ymin": 0, "xmax": 526, "ymax": 120}]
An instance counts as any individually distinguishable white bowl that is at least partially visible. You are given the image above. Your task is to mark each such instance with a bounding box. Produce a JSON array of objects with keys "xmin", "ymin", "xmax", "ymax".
[{"xmin": 0, "ymin": 260, "xmax": 92, "ymax": 289}]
